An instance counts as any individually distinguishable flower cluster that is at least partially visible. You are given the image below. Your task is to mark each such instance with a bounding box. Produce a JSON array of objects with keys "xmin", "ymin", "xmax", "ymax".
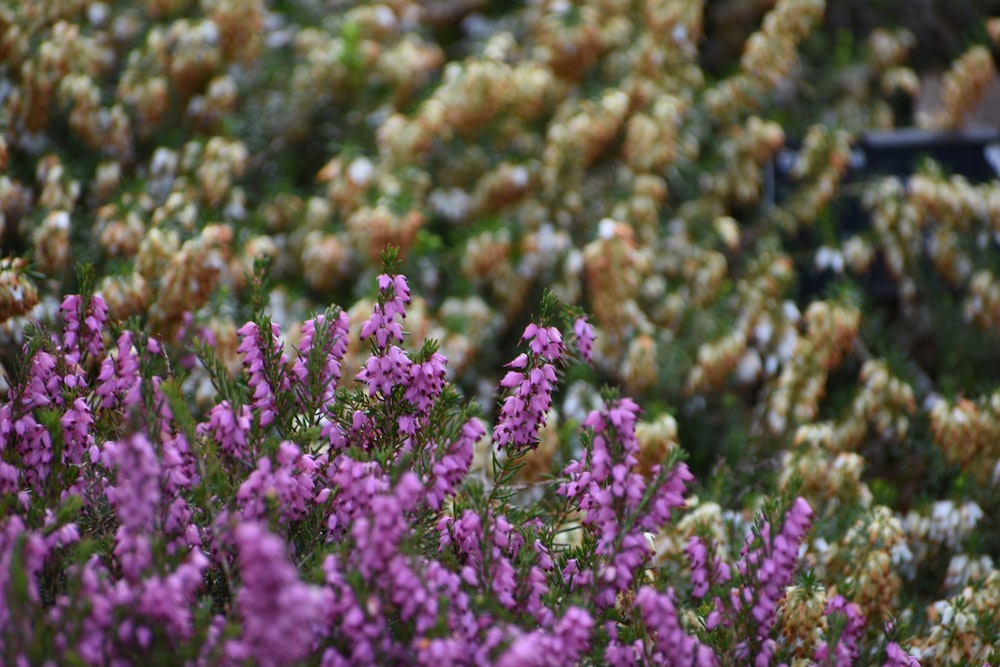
[{"xmin": 3, "ymin": 0, "xmax": 1000, "ymax": 663}]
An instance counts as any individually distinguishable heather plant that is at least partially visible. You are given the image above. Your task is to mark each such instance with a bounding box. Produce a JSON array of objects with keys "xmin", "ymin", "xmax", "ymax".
[
  {"xmin": 3, "ymin": 0, "xmax": 1000, "ymax": 664},
  {"xmin": 0, "ymin": 257, "xmax": 946, "ymax": 665}
]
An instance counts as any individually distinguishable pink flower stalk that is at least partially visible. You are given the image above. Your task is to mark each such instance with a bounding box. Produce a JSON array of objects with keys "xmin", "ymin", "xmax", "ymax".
[
  {"xmin": 237, "ymin": 441, "xmax": 319, "ymax": 523},
  {"xmin": 60, "ymin": 293, "xmax": 108, "ymax": 361},
  {"xmin": 199, "ymin": 400, "xmax": 253, "ymax": 459},
  {"xmin": 22, "ymin": 349, "xmax": 61, "ymax": 410},
  {"xmin": 523, "ymin": 323, "xmax": 564, "ymax": 359},
  {"xmin": 492, "ymin": 322, "xmax": 566, "ymax": 450},
  {"xmin": 574, "ymin": 316, "xmax": 595, "ymax": 364},
  {"xmin": 351, "ymin": 472, "xmax": 423, "ymax": 579},
  {"xmin": 324, "ymin": 454, "xmax": 390, "ymax": 537},
  {"xmin": 403, "ymin": 351, "xmax": 447, "ymax": 417},
  {"xmin": 636, "ymin": 586, "xmax": 717, "ymax": 666},
  {"xmin": 493, "ymin": 607, "xmax": 595, "ymax": 667},
  {"xmin": 883, "ymin": 642, "xmax": 921, "ymax": 667},
  {"xmin": 730, "ymin": 497, "xmax": 814, "ymax": 662},
  {"xmin": 59, "ymin": 396, "xmax": 94, "ymax": 466},
  {"xmin": 134, "ymin": 549, "xmax": 210, "ymax": 642},
  {"xmin": 228, "ymin": 522, "xmax": 330, "ymax": 667},
  {"xmin": 237, "ymin": 320, "xmax": 289, "ymax": 428},
  {"xmin": 816, "ymin": 595, "xmax": 866, "ymax": 667},
  {"xmin": 320, "ymin": 555, "xmax": 384, "ymax": 665},
  {"xmin": 438, "ymin": 509, "xmax": 484, "ymax": 578},
  {"xmin": 360, "ymin": 273, "xmax": 410, "ymax": 347},
  {"xmin": 687, "ymin": 536, "xmax": 731, "ymax": 599},
  {"xmin": 292, "ymin": 310, "xmax": 351, "ymax": 409},
  {"xmin": 0, "ymin": 517, "xmax": 38, "ymax": 656},
  {"xmin": 425, "ymin": 417, "xmax": 484, "ymax": 510},
  {"xmin": 11, "ymin": 412, "xmax": 52, "ymax": 492},
  {"xmin": 95, "ymin": 331, "xmax": 141, "ymax": 411},
  {"xmin": 560, "ymin": 397, "xmax": 691, "ymax": 608},
  {"xmin": 493, "ymin": 356, "xmax": 557, "ymax": 449},
  {"xmin": 356, "ymin": 345, "xmax": 412, "ymax": 397},
  {"xmin": 106, "ymin": 433, "xmax": 161, "ymax": 581}
]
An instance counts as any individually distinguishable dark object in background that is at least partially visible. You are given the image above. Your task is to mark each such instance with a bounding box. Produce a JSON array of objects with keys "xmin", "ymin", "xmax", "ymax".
[
  {"xmin": 769, "ymin": 128, "xmax": 1000, "ymax": 299},
  {"xmin": 771, "ymin": 127, "xmax": 1000, "ymax": 205},
  {"xmin": 854, "ymin": 128, "xmax": 1000, "ymax": 183}
]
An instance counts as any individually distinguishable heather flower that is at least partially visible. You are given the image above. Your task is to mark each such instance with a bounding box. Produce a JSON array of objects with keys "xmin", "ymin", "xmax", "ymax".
[
  {"xmin": 292, "ymin": 309, "xmax": 350, "ymax": 410},
  {"xmin": 359, "ymin": 272, "xmax": 410, "ymax": 350},
  {"xmin": 523, "ymin": 323, "xmax": 564, "ymax": 359},
  {"xmin": 198, "ymin": 400, "xmax": 254, "ymax": 459},
  {"xmin": 638, "ymin": 461, "xmax": 695, "ymax": 532},
  {"xmin": 425, "ymin": 417, "xmax": 484, "ymax": 510},
  {"xmin": 573, "ymin": 316, "xmax": 595, "ymax": 364},
  {"xmin": 237, "ymin": 320, "xmax": 288, "ymax": 428},
  {"xmin": 356, "ymin": 344, "xmax": 412, "ymax": 398},
  {"xmin": 728, "ymin": 497, "xmax": 815, "ymax": 663},
  {"xmin": 107, "ymin": 433, "xmax": 161, "ymax": 581},
  {"xmin": 354, "ymin": 275, "xmax": 415, "ymax": 406},
  {"xmin": 59, "ymin": 396, "xmax": 93, "ymax": 466},
  {"xmin": 636, "ymin": 586, "xmax": 717, "ymax": 666},
  {"xmin": 816, "ymin": 595, "xmax": 866, "ymax": 667},
  {"xmin": 237, "ymin": 440, "xmax": 319, "ymax": 523},
  {"xmin": 351, "ymin": 472, "xmax": 422, "ymax": 579},
  {"xmin": 687, "ymin": 536, "xmax": 731, "ymax": 599},
  {"xmin": 160, "ymin": 431, "xmax": 197, "ymax": 494},
  {"xmin": 559, "ymin": 396, "xmax": 691, "ymax": 608},
  {"xmin": 95, "ymin": 331, "xmax": 141, "ymax": 411},
  {"xmin": 228, "ymin": 522, "xmax": 330, "ymax": 667},
  {"xmin": 493, "ymin": 355, "xmax": 557, "ymax": 450},
  {"xmin": 135, "ymin": 548, "xmax": 210, "ymax": 643},
  {"xmin": 60, "ymin": 293, "xmax": 108, "ymax": 360},
  {"xmin": 0, "ymin": 517, "xmax": 36, "ymax": 655},
  {"xmin": 438, "ymin": 508, "xmax": 484, "ymax": 579},
  {"xmin": 21, "ymin": 350, "xmax": 61, "ymax": 411},
  {"xmin": 403, "ymin": 350, "xmax": 448, "ymax": 420},
  {"xmin": 11, "ymin": 412, "xmax": 53, "ymax": 492},
  {"xmin": 883, "ymin": 641, "xmax": 921, "ymax": 667},
  {"xmin": 493, "ymin": 607, "xmax": 596, "ymax": 667},
  {"xmin": 324, "ymin": 454, "xmax": 390, "ymax": 537}
]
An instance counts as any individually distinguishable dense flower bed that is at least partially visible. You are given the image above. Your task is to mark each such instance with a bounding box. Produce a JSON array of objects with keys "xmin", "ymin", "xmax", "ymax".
[{"xmin": 2, "ymin": 0, "xmax": 1000, "ymax": 665}]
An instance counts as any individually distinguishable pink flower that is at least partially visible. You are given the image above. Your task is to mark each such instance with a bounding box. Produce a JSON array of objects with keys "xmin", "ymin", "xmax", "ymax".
[
  {"xmin": 228, "ymin": 522, "xmax": 330, "ymax": 667},
  {"xmin": 573, "ymin": 316, "xmax": 595, "ymax": 364}
]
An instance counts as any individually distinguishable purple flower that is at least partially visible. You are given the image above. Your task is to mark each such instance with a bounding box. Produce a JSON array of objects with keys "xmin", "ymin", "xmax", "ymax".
[
  {"xmin": 199, "ymin": 400, "xmax": 254, "ymax": 460},
  {"xmin": 360, "ymin": 273, "xmax": 411, "ymax": 350},
  {"xmin": 95, "ymin": 331, "xmax": 141, "ymax": 411},
  {"xmin": 59, "ymin": 397, "xmax": 94, "ymax": 467},
  {"xmin": 686, "ymin": 537, "xmax": 721, "ymax": 599},
  {"xmin": 573, "ymin": 316, "xmax": 595, "ymax": 364},
  {"xmin": 237, "ymin": 441, "xmax": 319, "ymax": 523},
  {"xmin": 559, "ymin": 397, "xmax": 691, "ymax": 609},
  {"xmin": 492, "ymin": 607, "xmax": 594, "ymax": 667},
  {"xmin": 61, "ymin": 293, "xmax": 108, "ymax": 360},
  {"xmin": 403, "ymin": 351, "xmax": 448, "ymax": 418},
  {"xmin": 292, "ymin": 310, "xmax": 351, "ymax": 409},
  {"xmin": 425, "ymin": 418, "xmax": 484, "ymax": 510},
  {"xmin": 729, "ymin": 497, "xmax": 815, "ymax": 663},
  {"xmin": 324, "ymin": 454, "xmax": 389, "ymax": 537},
  {"xmin": 636, "ymin": 586, "xmax": 717, "ymax": 666},
  {"xmin": 107, "ymin": 433, "xmax": 161, "ymax": 580},
  {"xmin": 135, "ymin": 549, "xmax": 210, "ymax": 642},
  {"xmin": 522, "ymin": 323, "xmax": 564, "ymax": 360},
  {"xmin": 351, "ymin": 472, "xmax": 422, "ymax": 579},
  {"xmin": 237, "ymin": 320, "xmax": 289, "ymax": 428},
  {"xmin": 493, "ymin": 354, "xmax": 558, "ymax": 450},
  {"xmin": 356, "ymin": 344, "xmax": 412, "ymax": 398},
  {"xmin": 883, "ymin": 642, "xmax": 921, "ymax": 667},
  {"xmin": 228, "ymin": 522, "xmax": 330, "ymax": 667},
  {"xmin": 816, "ymin": 595, "xmax": 866, "ymax": 667}
]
